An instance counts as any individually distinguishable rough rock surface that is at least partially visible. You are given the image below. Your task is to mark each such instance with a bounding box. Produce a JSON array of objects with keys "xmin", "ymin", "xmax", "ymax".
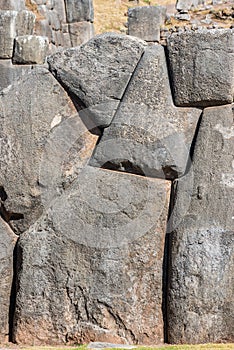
[
  {"xmin": 0, "ymin": 218, "xmax": 17, "ymax": 343},
  {"xmin": 64, "ymin": 0, "xmax": 94, "ymax": 23},
  {"xmin": 167, "ymin": 29, "xmax": 234, "ymax": 107},
  {"xmin": 0, "ymin": 60, "xmax": 32, "ymax": 91},
  {"xmin": 0, "ymin": 0, "xmax": 25, "ymax": 11},
  {"xmin": 13, "ymin": 35, "xmax": 49, "ymax": 64},
  {"xmin": 13, "ymin": 166, "xmax": 171, "ymax": 345},
  {"xmin": 167, "ymin": 104, "xmax": 234, "ymax": 344},
  {"xmin": 47, "ymin": 33, "xmax": 147, "ymax": 128},
  {"xmin": 91, "ymin": 45, "xmax": 201, "ymax": 179},
  {"xmin": 0, "ymin": 10, "xmax": 35, "ymax": 58},
  {"xmin": 128, "ymin": 6, "xmax": 166, "ymax": 42},
  {"xmin": 0, "ymin": 67, "xmax": 98, "ymax": 234}
]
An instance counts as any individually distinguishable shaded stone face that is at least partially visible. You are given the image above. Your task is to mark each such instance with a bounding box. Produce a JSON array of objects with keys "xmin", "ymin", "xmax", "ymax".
[
  {"xmin": 13, "ymin": 35, "xmax": 49, "ymax": 64},
  {"xmin": 13, "ymin": 166, "xmax": 171, "ymax": 345},
  {"xmin": 167, "ymin": 104, "xmax": 234, "ymax": 344},
  {"xmin": 0, "ymin": 60, "xmax": 32, "ymax": 91},
  {"xmin": 0, "ymin": 67, "xmax": 98, "ymax": 234},
  {"xmin": 64, "ymin": 0, "xmax": 94, "ymax": 23},
  {"xmin": 128, "ymin": 6, "xmax": 166, "ymax": 42},
  {"xmin": 167, "ymin": 29, "xmax": 234, "ymax": 107},
  {"xmin": 90, "ymin": 45, "xmax": 201, "ymax": 180},
  {"xmin": 47, "ymin": 33, "xmax": 147, "ymax": 128},
  {"xmin": 0, "ymin": 218, "xmax": 17, "ymax": 343}
]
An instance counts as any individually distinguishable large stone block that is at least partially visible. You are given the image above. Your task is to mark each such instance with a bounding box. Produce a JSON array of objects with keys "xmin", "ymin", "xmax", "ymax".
[
  {"xmin": 13, "ymin": 166, "xmax": 171, "ymax": 345},
  {"xmin": 64, "ymin": 0, "xmax": 94, "ymax": 23},
  {"xmin": 167, "ymin": 104, "xmax": 234, "ymax": 344},
  {"xmin": 91, "ymin": 45, "xmax": 201, "ymax": 180},
  {"xmin": 0, "ymin": 60, "xmax": 32, "ymax": 91},
  {"xmin": 0, "ymin": 67, "xmax": 98, "ymax": 234},
  {"xmin": 13, "ymin": 35, "xmax": 49, "ymax": 64},
  {"xmin": 48, "ymin": 33, "xmax": 146, "ymax": 128},
  {"xmin": 68, "ymin": 21, "xmax": 94, "ymax": 47},
  {"xmin": 128, "ymin": 6, "xmax": 166, "ymax": 42},
  {"xmin": 167, "ymin": 29, "xmax": 234, "ymax": 107},
  {"xmin": 0, "ymin": 10, "xmax": 35, "ymax": 58},
  {"xmin": 0, "ymin": 218, "xmax": 17, "ymax": 343}
]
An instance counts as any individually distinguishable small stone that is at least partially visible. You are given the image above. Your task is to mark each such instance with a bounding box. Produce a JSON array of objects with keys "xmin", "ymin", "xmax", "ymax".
[{"xmin": 13, "ymin": 35, "xmax": 49, "ymax": 64}]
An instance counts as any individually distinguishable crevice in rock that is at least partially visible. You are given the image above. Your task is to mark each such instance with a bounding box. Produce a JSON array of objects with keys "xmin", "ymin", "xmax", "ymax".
[
  {"xmin": 8, "ymin": 239, "xmax": 20, "ymax": 342},
  {"xmin": 162, "ymin": 183, "xmax": 175, "ymax": 343},
  {"xmin": 163, "ymin": 45, "xmax": 176, "ymax": 106}
]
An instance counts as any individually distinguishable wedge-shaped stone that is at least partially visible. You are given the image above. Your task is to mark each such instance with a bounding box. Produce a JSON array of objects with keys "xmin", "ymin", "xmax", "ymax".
[
  {"xmin": 0, "ymin": 218, "xmax": 17, "ymax": 343},
  {"xmin": 128, "ymin": 6, "xmax": 166, "ymax": 42},
  {"xmin": 14, "ymin": 166, "xmax": 171, "ymax": 345},
  {"xmin": 0, "ymin": 67, "xmax": 98, "ymax": 234},
  {"xmin": 91, "ymin": 45, "xmax": 201, "ymax": 180},
  {"xmin": 47, "ymin": 33, "xmax": 147, "ymax": 127},
  {"xmin": 167, "ymin": 104, "xmax": 234, "ymax": 344},
  {"xmin": 167, "ymin": 29, "xmax": 234, "ymax": 107},
  {"xmin": 0, "ymin": 10, "xmax": 35, "ymax": 58},
  {"xmin": 13, "ymin": 35, "xmax": 49, "ymax": 64}
]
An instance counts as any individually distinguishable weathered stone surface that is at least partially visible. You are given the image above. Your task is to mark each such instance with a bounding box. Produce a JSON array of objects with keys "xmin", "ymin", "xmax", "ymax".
[
  {"xmin": 0, "ymin": 218, "xmax": 17, "ymax": 343},
  {"xmin": 64, "ymin": 0, "xmax": 94, "ymax": 23},
  {"xmin": 0, "ymin": 0, "xmax": 25, "ymax": 11},
  {"xmin": 0, "ymin": 60, "xmax": 32, "ymax": 91},
  {"xmin": 0, "ymin": 10, "xmax": 35, "ymax": 58},
  {"xmin": 167, "ymin": 29, "xmax": 234, "ymax": 107},
  {"xmin": 68, "ymin": 21, "xmax": 94, "ymax": 47},
  {"xmin": 176, "ymin": 0, "xmax": 205, "ymax": 12},
  {"xmin": 128, "ymin": 6, "xmax": 166, "ymax": 42},
  {"xmin": 0, "ymin": 67, "xmax": 98, "ymax": 234},
  {"xmin": 91, "ymin": 45, "xmax": 201, "ymax": 180},
  {"xmin": 48, "ymin": 33, "xmax": 146, "ymax": 128},
  {"xmin": 14, "ymin": 166, "xmax": 171, "ymax": 345},
  {"xmin": 13, "ymin": 35, "xmax": 49, "ymax": 64},
  {"xmin": 167, "ymin": 104, "xmax": 234, "ymax": 344}
]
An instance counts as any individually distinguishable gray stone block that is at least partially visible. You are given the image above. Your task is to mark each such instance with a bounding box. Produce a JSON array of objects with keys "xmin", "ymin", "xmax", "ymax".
[
  {"xmin": 0, "ymin": 0, "xmax": 25, "ymax": 11},
  {"xmin": 13, "ymin": 35, "xmax": 49, "ymax": 64},
  {"xmin": 128, "ymin": 6, "xmax": 167, "ymax": 42},
  {"xmin": 0, "ymin": 218, "xmax": 17, "ymax": 343},
  {"xmin": 0, "ymin": 59, "xmax": 32, "ymax": 91},
  {"xmin": 13, "ymin": 166, "xmax": 171, "ymax": 345},
  {"xmin": 90, "ymin": 45, "xmax": 201, "ymax": 180},
  {"xmin": 0, "ymin": 10, "xmax": 35, "ymax": 58},
  {"xmin": 68, "ymin": 21, "xmax": 94, "ymax": 47},
  {"xmin": 64, "ymin": 0, "xmax": 94, "ymax": 23},
  {"xmin": 0, "ymin": 67, "xmax": 97, "ymax": 234},
  {"xmin": 167, "ymin": 29, "xmax": 234, "ymax": 106},
  {"xmin": 48, "ymin": 33, "xmax": 147, "ymax": 127},
  {"xmin": 167, "ymin": 104, "xmax": 234, "ymax": 343}
]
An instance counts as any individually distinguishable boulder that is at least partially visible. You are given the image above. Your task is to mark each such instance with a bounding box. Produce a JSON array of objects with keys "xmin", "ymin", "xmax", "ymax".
[
  {"xmin": 0, "ymin": 60, "xmax": 32, "ymax": 91},
  {"xmin": 0, "ymin": 10, "xmax": 35, "ymax": 58},
  {"xmin": 0, "ymin": 67, "xmax": 98, "ymax": 234},
  {"xmin": 68, "ymin": 21, "xmax": 94, "ymax": 47},
  {"xmin": 64, "ymin": 0, "xmax": 94, "ymax": 23},
  {"xmin": 167, "ymin": 104, "xmax": 234, "ymax": 343},
  {"xmin": 167, "ymin": 29, "xmax": 234, "ymax": 106},
  {"xmin": 128, "ymin": 6, "xmax": 167, "ymax": 42},
  {"xmin": 0, "ymin": 218, "xmax": 17, "ymax": 343},
  {"xmin": 90, "ymin": 45, "xmax": 201, "ymax": 180},
  {"xmin": 47, "ymin": 33, "xmax": 146, "ymax": 128},
  {"xmin": 13, "ymin": 35, "xmax": 49, "ymax": 64},
  {"xmin": 13, "ymin": 166, "xmax": 171, "ymax": 345}
]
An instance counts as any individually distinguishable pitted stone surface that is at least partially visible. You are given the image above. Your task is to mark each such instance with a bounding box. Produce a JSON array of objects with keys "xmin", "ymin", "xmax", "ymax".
[
  {"xmin": 128, "ymin": 6, "xmax": 166, "ymax": 42},
  {"xmin": 47, "ymin": 33, "xmax": 147, "ymax": 128},
  {"xmin": 167, "ymin": 104, "xmax": 234, "ymax": 344},
  {"xmin": 0, "ymin": 67, "xmax": 97, "ymax": 234},
  {"xmin": 167, "ymin": 29, "xmax": 234, "ymax": 107},
  {"xmin": 90, "ymin": 45, "xmax": 201, "ymax": 179},
  {"xmin": 13, "ymin": 166, "xmax": 171, "ymax": 345},
  {"xmin": 0, "ymin": 218, "xmax": 17, "ymax": 343}
]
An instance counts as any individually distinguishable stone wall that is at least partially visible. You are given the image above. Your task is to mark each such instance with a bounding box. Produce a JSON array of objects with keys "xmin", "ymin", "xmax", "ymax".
[
  {"xmin": 0, "ymin": 0, "xmax": 94, "ymax": 91},
  {"xmin": 0, "ymin": 17, "xmax": 233, "ymax": 348}
]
